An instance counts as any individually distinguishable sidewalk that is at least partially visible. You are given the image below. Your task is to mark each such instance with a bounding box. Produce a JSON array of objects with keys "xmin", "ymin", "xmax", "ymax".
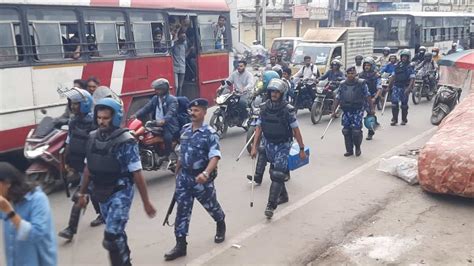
[{"xmin": 310, "ymin": 185, "xmax": 474, "ymax": 265}]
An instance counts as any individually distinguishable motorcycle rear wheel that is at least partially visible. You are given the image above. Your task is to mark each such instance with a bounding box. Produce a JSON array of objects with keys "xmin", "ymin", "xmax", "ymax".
[
  {"xmin": 311, "ymin": 102, "xmax": 323, "ymax": 124},
  {"xmin": 210, "ymin": 113, "xmax": 228, "ymax": 138},
  {"xmin": 28, "ymin": 172, "xmax": 57, "ymax": 195}
]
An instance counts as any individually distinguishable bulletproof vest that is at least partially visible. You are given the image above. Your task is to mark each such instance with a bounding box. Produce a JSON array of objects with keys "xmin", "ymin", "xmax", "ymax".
[
  {"xmin": 339, "ymin": 79, "xmax": 365, "ymax": 111},
  {"xmin": 67, "ymin": 117, "xmax": 95, "ymax": 171},
  {"xmin": 394, "ymin": 62, "xmax": 411, "ymax": 87},
  {"xmin": 260, "ymin": 100, "xmax": 293, "ymax": 144},
  {"xmin": 86, "ymin": 128, "xmax": 135, "ymax": 186},
  {"xmin": 359, "ymin": 72, "xmax": 378, "ymax": 96}
]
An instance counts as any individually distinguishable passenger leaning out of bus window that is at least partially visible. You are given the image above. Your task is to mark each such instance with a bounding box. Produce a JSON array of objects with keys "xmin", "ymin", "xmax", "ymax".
[
  {"xmin": 153, "ymin": 28, "xmax": 168, "ymax": 53},
  {"xmin": 86, "ymin": 35, "xmax": 99, "ymax": 57},
  {"xmin": 432, "ymin": 47, "xmax": 442, "ymax": 64},
  {"xmin": 64, "ymin": 32, "xmax": 81, "ymax": 60}
]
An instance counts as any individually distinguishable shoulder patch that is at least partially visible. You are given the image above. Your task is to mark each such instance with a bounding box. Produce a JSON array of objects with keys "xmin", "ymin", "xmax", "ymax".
[{"xmin": 206, "ymin": 125, "xmax": 217, "ymax": 134}]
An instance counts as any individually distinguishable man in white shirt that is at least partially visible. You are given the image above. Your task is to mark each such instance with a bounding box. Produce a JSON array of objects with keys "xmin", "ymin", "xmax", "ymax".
[
  {"xmin": 292, "ymin": 55, "xmax": 320, "ymax": 84},
  {"xmin": 226, "ymin": 60, "xmax": 255, "ymax": 123}
]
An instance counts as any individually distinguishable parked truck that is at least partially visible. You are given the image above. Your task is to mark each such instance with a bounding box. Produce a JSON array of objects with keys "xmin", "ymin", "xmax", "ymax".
[{"xmin": 291, "ymin": 27, "xmax": 374, "ymax": 75}]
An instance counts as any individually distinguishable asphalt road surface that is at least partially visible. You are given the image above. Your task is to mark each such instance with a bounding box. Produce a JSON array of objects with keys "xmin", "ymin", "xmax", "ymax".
[{"xmin": 1, "ymin": 90, "xmax": 470, "ymax": 265}]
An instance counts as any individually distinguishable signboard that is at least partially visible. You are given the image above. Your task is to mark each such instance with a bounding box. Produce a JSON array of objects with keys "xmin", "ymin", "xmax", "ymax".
[
  {"xmin": 357, "ymin": 2, "xmax": 367, "ymax": 12},
  {"xmin": 309, "ymin": 7, "xmax": 328, "ymax": 20},
  {"xmin": 292, "ymin": 5, "xmax": 310, "ymax": 19},
  {"xmin": 345, "ymin": 10, "xmax": 358, "ymax": 22},
  {"xmin": 392, "ymin": 2, "xmax": 422, "ymax": 11}
]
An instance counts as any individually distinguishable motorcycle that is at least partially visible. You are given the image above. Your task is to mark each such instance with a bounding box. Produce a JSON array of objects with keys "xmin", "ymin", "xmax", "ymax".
[
  {"xmin": 127, "ymin": 119, "xmax": 179, "ymax": 172},
  {"xmin": 430, "ymin": 85, "xmax": 460, "ymax": 125},
  {"xmin": 292, "ymin": 79, "xmax": 316, "ymax": 113},
  {"xmin": 245, "ymin": 80, "xmax": 266, "ymax": 153},
  {"xmin": 310, "ymin": 78, "xmax": 341, "ymax": 124},
  {"xmin": 412, "ymin": 70, "xmax": 436, "ymax": 104},
  {"xmin": 210, "ymin": 80, "xmax": 249, "ymax": 138},
  {"xmin": 24, "ymin": 116, "xmax": 79, "ymax": 195},
  {"xmin": 377, "ymin": 73, "xmax": 392, "ymax": 110}
]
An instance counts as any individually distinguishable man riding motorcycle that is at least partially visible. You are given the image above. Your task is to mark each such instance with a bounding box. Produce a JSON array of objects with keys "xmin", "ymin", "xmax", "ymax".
[
  {"xmin": 318, "ymin": 59, "xmax": 345, "ymax": 83},
  {"xmin": 432, "ymin": 47, "xmax": 442, "ymax": 63},
  {"xmin": 412, "ymin": 46, "xmax": 427, "ymax": 63},
  {"xmin": 376, "ymin": 47, "xmax": 391, "ymax": 67},
  {"xmin": 292, "ymin": 55, "xmax": 320, "ymax": 84},
  {"xmin": 415, "ymin": 52, "xmax": 438, "ymax": 95},
  {"xmin": 131, "ymin": 78, "xmax": 179, "ymax": 160},
  {"xmin": 358, "ymin": 57, "xmax": 382, "ymax": 140},
  {"xmin": 380, "ymin": 54, "xmax": 397, "ymax": 75},
  {"xmin": 226, "ymin": 60, "xmax": 255, "ymax": 124}
]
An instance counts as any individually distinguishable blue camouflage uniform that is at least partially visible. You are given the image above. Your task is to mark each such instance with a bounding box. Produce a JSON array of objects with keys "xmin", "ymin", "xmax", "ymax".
[
  {"xmin": 391, "ymin": 63, "xmax": 415, "ymax": 107},
  {"xmin": 89, "ymin": 141, "xmax": 141, "ymax": 265},
  {"xmin": 358, "ymin": 71, "xmax": 382, "ymax": 113},
  {"xmin": 174, "ymin": 123, "xmax": 225, "ymax": 237},
  {"xmin": 380, "ymin": 63, "xmax": 396, "ymax": 75},
  {"xmin": 336, "ymin": 83, "xmax": 370, "ymax": 130},
  {"xmin": 319, "ymin": 70, "xmax": 345, "ymax": 82}
]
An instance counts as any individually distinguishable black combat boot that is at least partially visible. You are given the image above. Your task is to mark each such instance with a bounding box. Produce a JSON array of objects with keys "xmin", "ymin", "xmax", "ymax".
[
  {"xmin": 342, "ymin": 128, "xmax": 353, "ymax": 156},
  {"xmin": 58, "ymin": 204, "xmax": 82, "ymax": 241},
  {"xmin": 90, "ymin": 214, "xmax": 104, "ymax": 227},
  {"xmin": 401, "ymin": 106, "xmax": 408, "ymax": 125},
  {"xmin": 391, "ymin": 106, "xmax": 399, "ymax": 126},
  {"xmin": 164, "ymin": 237, "xmax": 187, "ymax": 261},
  {"xmin": 277, "ymin": 184, "xmax": 289, "ymax": 205},
  {"xmin": 366, "ymin": 129, "xmax": 374, "ymax": 140},
  {"xmin": 247, "ymin": 174, "xmax": 263, "ymax": 185},
  {"xmin": 215, "ymin": 220, "xmax": 226, "ymax": 243},
  {"xmin": 265, "ymin": 181, "xmax": 283, "ymax": 219},
  {"xmin": 352, "ymin": 129, "xmax": 363, "ymax": 157},
  {"xmin": 106, "ymin": 233, "xmax": 131, "ymax": 266}
]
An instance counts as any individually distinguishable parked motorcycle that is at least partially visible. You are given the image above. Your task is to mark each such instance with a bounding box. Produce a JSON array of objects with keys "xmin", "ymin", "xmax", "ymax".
[
  {"xmin": 292, "ymin": 79, "xmax": 316, "ymax": 113},
  {"xmin": 430, "ymin": 85, "xmax": 460, "ymax": 125},
  {"xmin": 24, "ymin": 116, "xmax": 79, "ymax": 194},
  {"xmin": 127, "ymin": 119, "xmax": 179, "ymax": 172},
  {"xmin": 412, "ymin": 70, "xmax": 436, "ymax": 104},
  {"xmin": 210, "ymin": 80, "xmax": 249, "ymax": 138},
  {"xmin": 310, "ymin": 78, "xmax": 341, "ymax": 124}
]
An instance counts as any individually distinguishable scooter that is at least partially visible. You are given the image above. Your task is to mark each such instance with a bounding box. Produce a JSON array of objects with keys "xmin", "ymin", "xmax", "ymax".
[
  {"xmin": 24, "ymin": 116, "xmax": 79, "ymax": 195},
  {"xmin": 430, "ymin": 85, "xmax": 460, "ymax": 125}
]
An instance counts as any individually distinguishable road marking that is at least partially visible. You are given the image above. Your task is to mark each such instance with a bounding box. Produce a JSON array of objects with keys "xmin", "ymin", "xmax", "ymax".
[{"xmin": 188, "ymin": 127, "xmax": 437, "ymax": 265}]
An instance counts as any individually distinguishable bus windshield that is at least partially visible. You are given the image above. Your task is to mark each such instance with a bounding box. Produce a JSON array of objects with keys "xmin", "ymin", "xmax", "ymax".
[
  {"xmin": 292, "ymin": 46, "xmax": 331, "ymax": 65},
  {"xmin": 358, "ymin": 15, "xmax": 412, "ymax": 48}
]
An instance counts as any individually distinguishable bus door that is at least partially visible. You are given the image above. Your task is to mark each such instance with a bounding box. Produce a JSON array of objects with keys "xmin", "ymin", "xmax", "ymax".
[
  {"xmin": 195, "ymin": 14, "xmax": 231, "ymax": 104},
  {"xmin": 167, "ymin": 13, "xmax": 199, "ymax": 99}
]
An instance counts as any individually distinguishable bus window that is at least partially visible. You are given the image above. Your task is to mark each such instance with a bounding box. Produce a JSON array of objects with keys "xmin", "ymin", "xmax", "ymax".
[
  {"xmin": 84, "ymin": 10, "xmax": 126, "ymax": 57},
  {"xmin": 129, "ymin": 11, "xmax": 167, "ymax": 55},
  {"xmin": 27, "ymin": 9, "xmax": 78, "ymax": 61},
  {"xmin": 0, "ymin": 8, "xmax": 22, "ymax": 63},
  {"xmin": 197, "ymin": 14, "xmax": 229, "ymax": 52}
]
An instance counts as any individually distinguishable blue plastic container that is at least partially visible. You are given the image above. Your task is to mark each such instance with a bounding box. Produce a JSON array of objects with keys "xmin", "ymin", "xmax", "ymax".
[{"xmin": 288, "ymin": 142, "xmax": 310, "ymax": 171}]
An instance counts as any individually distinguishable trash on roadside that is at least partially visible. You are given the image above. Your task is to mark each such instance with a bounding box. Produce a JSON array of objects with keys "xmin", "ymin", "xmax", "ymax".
[
  {"xmin": 377, "ymin": 156, "xmax": 418, "ymax": 185},
  {"xmin": 232, "ymin": 244, "xmax": 242, "ymax": 249}
]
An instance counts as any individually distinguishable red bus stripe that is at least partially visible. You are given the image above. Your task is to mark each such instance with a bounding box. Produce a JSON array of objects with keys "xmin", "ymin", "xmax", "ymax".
[
  {"xmin": 82, "ymin": 61, "xmax": 114, "ymax": 87},
  {"xmin": 0, "ymin": 125, "xmax": 34, "ymax": 153}
]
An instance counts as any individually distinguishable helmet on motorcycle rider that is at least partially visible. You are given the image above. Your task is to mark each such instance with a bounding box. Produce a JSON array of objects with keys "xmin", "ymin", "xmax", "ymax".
[
  {"xmin": 151, "ymin": 78, "xmax": 170, "ymax": 96},
  {"xmin": 263, "ymin": 70, "xmax": 280, "ymax": 90},
  {"xmin": 272, "ymin": 65, "xmax": 283, "ymax": 78},
  {"xmin": 266, "ymin": 79, "xmax": 287, "ymax": 98},
  {"xmin": 399, "ymin": 49, "xmax": 411, "ymax": 60},
  {"xmin": 362, "ymin": 57, "xmax": 376, "ymax": 72},
  {"xmin": 94, "ymin": 98, "xmax": 123, "ymax": 127},
  {"xmin": 66, "ymin": 87, "xmax": 93, "ymax": 114},
  {"xmin": 383, "ymin": 47, "xmax": 391, "ymax": 55},
  {"xmin": 424, "ymin": 52, "xmax": 433, "ymax": 61},
  {"xmin": 331, "ymin": 59, "xmax": 342, "ymax": 69},
  {"xmin": 364, "ymin": 115, "xmax": 378, "ymax": 130},
  {"xmin": 418, "ymin": 46, "xmax": 426, "ymax": 53},
  {"xmin": 432, "ymin": 47, "xmax": 440, "ymax": 54}
]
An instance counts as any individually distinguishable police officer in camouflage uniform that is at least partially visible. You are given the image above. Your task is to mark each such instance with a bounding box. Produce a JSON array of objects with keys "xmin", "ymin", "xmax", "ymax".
[
  {"xmin": 332, "ymin": 66, "xmax": 374, "ymax": 157},
  {"xmin": 388, "ymin": 49, "xmax": 415, "ymax": 126},
  {"xmin": 251, "ymin": 79, "xmax": 306, "ymax": 219},
  {"xmin": 358, "ymin": 57, "xmax": 382, "ymax": 140},
  {"xmin": 58, "ymin": 87, "xmax": 103, "ymax": 241},
  {"xmin": 164, "ymin": 98, "xmax": 226, "ymax": 261},
  {"xmin": 78, "ymin": 98, "xmax": 156, "ymax": 266}
]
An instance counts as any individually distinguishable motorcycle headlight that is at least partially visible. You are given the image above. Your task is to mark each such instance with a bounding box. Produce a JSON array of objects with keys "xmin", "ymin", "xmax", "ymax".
[
  {"xmin": 256, "ymin": 81, "xmax": 263, "ymax": 91},
  {"xmin": 316, "ymin": 87, "xmax": 324, "ymax": 94},
  {"xmin": 216, "ymin": 95, "xmax": 226, "ymax": 104},
  {"xmin": 24, "ymin": 144, "xmax": 50, "ymax": 159}
]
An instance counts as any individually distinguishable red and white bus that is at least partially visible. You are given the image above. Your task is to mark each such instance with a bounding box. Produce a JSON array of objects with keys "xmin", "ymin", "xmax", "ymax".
[{"xmin": 0, "ymin": 0, "xmax": 233, "ymax": 159}]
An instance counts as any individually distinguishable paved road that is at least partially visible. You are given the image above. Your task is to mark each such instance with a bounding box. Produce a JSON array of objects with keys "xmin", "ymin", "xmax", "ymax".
[{"xmin": 1, "ymin": 91, "xmax": 467, "ymax": 265}]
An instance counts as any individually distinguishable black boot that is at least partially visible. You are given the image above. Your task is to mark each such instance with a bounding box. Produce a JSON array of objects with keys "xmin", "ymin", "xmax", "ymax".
[
  {"xmin": 401, "ymin": 106, "xmax": 408, "ymax": 125},
  {"xmin": 342, "ymin": 128, "xmax": 353, "ymax": 156},
  {"xmin": 391, "ymin": 106, "xmax": 399, "ymax": 126},
  {"xmin": 265, "ymin": 181, "xmax": 283, "ymax": 219},
  {"xmin": 352, "ymin": 129, "xmax": 363, "ymax": 157},
  {"xmin": 58, "ymin": 204, "xmax": 81, "ymax": 240},
  {"xmin": 90, "ymin": 214, "xmax": 105, "ymax": 227},
  {"xmin": 106, "ymin": 233, "xmax": 131, "ymax": 266},
  {"xmin": 366, "ymin": 129, "xmax": 374, "ymax": 140},
  {"xmin": 247, "ymin": 174, "xmax": 263, "ymax": 185},
  {"xmin": 164, "ymin": 237, "xmax": 187, "ymax": 261},
  {"xmin": 277, "ymin": 184, "xmax": 289, "ymax": 205},
  {"xmin": 215, "ymin": 220, "xmax": 226, "ymax": 243}
]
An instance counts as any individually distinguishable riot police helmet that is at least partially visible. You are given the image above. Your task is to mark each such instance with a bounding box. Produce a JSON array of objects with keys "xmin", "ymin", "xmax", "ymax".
[
  {"xmin": 418, "ymin": 46, "xmax": 427, "ymax": 53},
  {"xmin": 362, "ymin": 57, "xmax": 376, "ymax": 72},
  {"xmin": 266, "ymin": 79, "xmax": 288, "ymax": 97},
  {"xmin": 272, "ymin": 65, "xmax": 283, "ymax": 78},
  {"xmin": 399, "ymin": 49, "xmax": 411, "ymax": 60},
  {"xmin": 94, "ymin": 98, "xmax": 123, "ymax": 127},
  {"xmin": 65, "ymin": 87, "xmax": 93, "ymax": 114}
]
